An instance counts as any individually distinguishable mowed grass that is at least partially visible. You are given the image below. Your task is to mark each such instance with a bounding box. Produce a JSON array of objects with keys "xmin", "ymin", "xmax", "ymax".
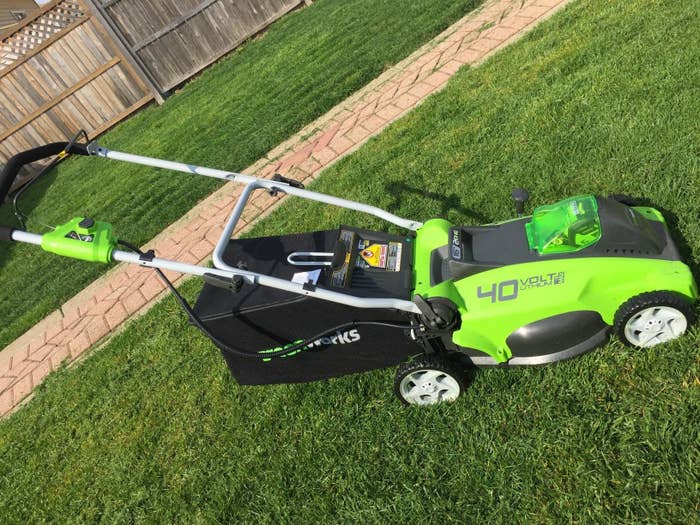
[
  {"xmin": 1, "ymin": 0, "xmax": 699, "ymax": 522},
  {"xmin": 0, "ymin": 0, "xmax": 483, "ymax": 350}
]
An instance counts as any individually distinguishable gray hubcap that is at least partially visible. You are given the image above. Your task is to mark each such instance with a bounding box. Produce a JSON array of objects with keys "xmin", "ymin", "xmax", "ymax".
[
  {"xmin": 624, "ymin": 306, "xmax": 687, "ymax": 348},
  {"xmin": 399, "ymin": 369, "xmax": 460, "ymax": 405}
]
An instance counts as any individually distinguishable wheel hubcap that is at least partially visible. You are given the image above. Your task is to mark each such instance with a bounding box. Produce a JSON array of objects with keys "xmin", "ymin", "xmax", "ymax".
[
  {"xmin": 399, "ymin": 369, "xmax": 460, "ymax": 405},
  {"xmin": 624, "ymin": 306, "xmax": 687, "ymax": 348}
]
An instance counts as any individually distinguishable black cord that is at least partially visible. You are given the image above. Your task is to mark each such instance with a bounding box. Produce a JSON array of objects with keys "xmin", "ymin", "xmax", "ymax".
[
  {"xmin": 12, "ymin": 130, "xmax": 89, "ymax": 229},
  {"xmin": 116, "ymin": 240, "xmax": 414, "ymax": 359}
]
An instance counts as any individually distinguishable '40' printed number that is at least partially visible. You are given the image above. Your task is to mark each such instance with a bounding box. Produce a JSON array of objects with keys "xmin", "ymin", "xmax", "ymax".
[{"xmin": 477, "ymin": 280, "xmax": 518, "ymax": 303}]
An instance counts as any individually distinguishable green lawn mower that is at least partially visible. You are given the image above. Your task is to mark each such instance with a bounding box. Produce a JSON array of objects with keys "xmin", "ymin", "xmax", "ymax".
[{"xmin": 1, "ymin": 138, "xmax": 697, "ymax": 405}]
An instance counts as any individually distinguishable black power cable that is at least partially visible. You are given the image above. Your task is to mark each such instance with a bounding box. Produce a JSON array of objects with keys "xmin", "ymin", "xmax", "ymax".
[
  {"xmin": 12, "ymin": 130, "xmax": 90, "ymax": 230},
  {"xmin": 116, "ymin": 240, "xmax": 414, "ymax": 359}
]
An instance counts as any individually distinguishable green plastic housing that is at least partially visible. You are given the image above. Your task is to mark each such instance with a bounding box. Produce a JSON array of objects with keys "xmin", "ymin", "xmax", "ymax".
[
  {"xmin": 525, "ymin": 195, "xmax": 601, "ymax": 255},
  {"xmin": 412, "ymin": 213, "xmax": 697, "ymax": 365},
  {"xmin": 41, "ymin": 217, "xmax": 116, "ymax": 263}
]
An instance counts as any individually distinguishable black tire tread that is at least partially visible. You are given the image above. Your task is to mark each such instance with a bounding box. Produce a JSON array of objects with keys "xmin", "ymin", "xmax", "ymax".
[
  {"xmin": 613, "ymin": 291, "xmax": 695, "ymax": 346},
  {"xmin": 393, "ymin": 354, "xmax": 466, "ymax": 405}
]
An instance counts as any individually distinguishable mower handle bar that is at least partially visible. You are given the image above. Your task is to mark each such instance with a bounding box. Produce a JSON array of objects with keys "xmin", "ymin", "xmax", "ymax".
[
  {"xmin": 11, "ymin": 228, "xmax": 423, "ymax": 314},
  {"xmin": 1, "ymin": 141, "xmax": 425, "ymax": 314},
  {"xmin": 0, "ymin": 142, "xmax": 90, "ymax": 204}
]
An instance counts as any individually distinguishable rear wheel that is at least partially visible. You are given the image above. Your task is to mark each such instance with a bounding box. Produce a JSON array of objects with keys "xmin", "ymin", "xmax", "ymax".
[
  {"xmin": 614, "ymin": 292, "xmax": 695, "ymax": 348},
  {"xmin": 394, "ymin": 355, "xmax": 465, "ymax": 405}
]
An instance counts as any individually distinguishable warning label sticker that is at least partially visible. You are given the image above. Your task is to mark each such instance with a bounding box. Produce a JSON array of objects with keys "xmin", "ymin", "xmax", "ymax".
[
  {"xmin": 359, "ymin": 243, "xmax": 387, "ymax": 268},
  {"xmin": 356, "ymin": 240, "xmax": 402, "ymax": 272}
]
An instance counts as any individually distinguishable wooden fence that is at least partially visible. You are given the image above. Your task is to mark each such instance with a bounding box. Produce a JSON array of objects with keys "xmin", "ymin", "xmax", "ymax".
[
  {"xmin": 0, "ymin": 0, "xmax": 308, "ymax": 181},
  {"xmin": 90, "ymin": 0, "xmax": 304, "ymax": 93},
  {"xmin": 0, "ymin": 0, "xmax": 153, "ymax": 178}
]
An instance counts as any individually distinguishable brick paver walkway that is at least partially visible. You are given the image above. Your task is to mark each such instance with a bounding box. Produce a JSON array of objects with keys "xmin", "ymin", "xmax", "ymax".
[{"xmin": 0, "ymin": 0, "xmax": 573, "ymax": 416}]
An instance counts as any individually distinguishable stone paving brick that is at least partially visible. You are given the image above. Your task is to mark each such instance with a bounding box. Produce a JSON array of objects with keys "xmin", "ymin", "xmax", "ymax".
[
  {"xmin": 483, "ymin": 25, "xmax": 522, "ymax": 41},
  {"xmin": 0, "ymin": 377, "xmax": 13, "ymax": 391},
  {"xmin": 440, "ymin": 60, "xmax": 465, "ymax": 75},
  {"xmin": 298, "ymin": 156, "xmax": 323, "ymax": 174},
  {"xmin": 140, "ymin": 277, "xmax": 166, "ymax": 302},
  {"xmin": 85, "ymin": 318, "xmax": 109, "ymax": 346},
  {"xmin": 0, "ymin": 0, "xmax": 574, "ymax": 415},
  {"xmin": 394, "ymin": 92, "xmax": 420, "ymax": 110},
  {"xmin": 337, "ymin": 115, "xmax": 359, "ymax": 135},
  {"xmin": 0, "ymin": 389, "xmax": 13, "ymax": 416},
  {"xmin": 31, "ymin": 359, "xmax": 53, "ymax": 386},
  {"xmin": 378, "ymin": 83, "xmax": 400, "ymax": 104},
  {"xmin": 313, "ymin": 126, "xmax": 340, "ymax": 152},
  {"xmin": 501, "ymin": 15, "xmax": 536, "ymax": 30},
  {"xmin": 469, "ymin": 37, "xmax": 503, "ymax": 53},
  {"xmin": 408, "ymin": 82, "xmax": 437, "ymax": 99},
  {"xmin": 361, "ymin": 114, "xmax": 386, "ymax": 133},
  {"xmin": 9, "ymin": 357, "xmax": 31, "ymax": 377},
  {"xmin": 375, "ymin": 104, "xmax": 404, "ymax": 123},
  {"xmin": 454, "ymin": 48, "xmax": 484, "ymax": 65},
  {"xmin": 189, "ymin": 239, "xmax": 215, "ymax": 262},
  {"xmin": 424, "ymin": 71, "xmax": 452, "ymax": 88},
  {"xmin": 49, "ymin": 346, "xmax": 70, "ymax": 369},
  {"xmin": 122, "ymin": 291, "xmax": 148, "ymax": 316},
  {"xmin": 12, "ymin": 375, "xmax": 33, "ymax": 402},
  {"xmin": 90, "ymin": 298, "xmax": 119, "ymax": 317},
  {"xmin": 358, "ymin": 100, "xmax": 380, "ymax": 120},
  {"xmin": 28, "ymin": 344, "xmax": 56, "ymax": 362},
  {"xmin": 68, "ymin": 331, "xmax": 92, "ymax": 357},
  {"xmin": 104, "ymin": 303, "xmax": 129, "ymax": 330},
  {"xmin": 519, "ymin": 4, "xmax": 553, "ymax": 18}
]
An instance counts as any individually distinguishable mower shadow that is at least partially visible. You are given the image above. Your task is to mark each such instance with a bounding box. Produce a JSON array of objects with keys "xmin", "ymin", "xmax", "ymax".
[
  {"xmin": 384, "ymin": 181, "xmax": 489, "ymax": 224},
  {"xmin": 626, "ymin": 196, "xmax": 700, "ymax": 280}
]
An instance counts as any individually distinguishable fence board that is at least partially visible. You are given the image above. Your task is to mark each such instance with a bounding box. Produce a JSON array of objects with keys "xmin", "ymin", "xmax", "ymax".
[
  {"xmin": 0, "ymin": 0, "xmax": 154, "ymax": 182},
  {"xmin": 95, "ymin": 0, "xmax": 304, "ymax": 92},
  {"xmin": 0, "ymin": 0, "xmax": 309, "ymax": 184}
]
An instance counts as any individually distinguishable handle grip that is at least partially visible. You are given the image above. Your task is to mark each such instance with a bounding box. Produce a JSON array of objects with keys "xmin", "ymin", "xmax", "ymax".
[
  {"xmin": 0, "ymin": 142, "xmax": 90, "ymax": 204},
  {"xmin": 0, "ymin": 224, "xmax": 14, "ymax": 242}
]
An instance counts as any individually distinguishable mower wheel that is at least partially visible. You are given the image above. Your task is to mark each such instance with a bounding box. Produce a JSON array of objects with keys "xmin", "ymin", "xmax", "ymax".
[
  {"xmin": 394, "ymin": 355, "xmax": 465, "ymax": 406},
  {"xmin": 614, "ymin": 291, "xmax": 695, "ymax": 348}
]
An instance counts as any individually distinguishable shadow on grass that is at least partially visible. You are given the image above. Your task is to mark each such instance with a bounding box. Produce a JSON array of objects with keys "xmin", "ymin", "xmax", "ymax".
[
  {"xmin": 384, "ymin": 181, "xmax": 490, "ymax": 224},
  {"xmin": 618, "ymin": 195, "xmax": 700, "ymax": 280}
]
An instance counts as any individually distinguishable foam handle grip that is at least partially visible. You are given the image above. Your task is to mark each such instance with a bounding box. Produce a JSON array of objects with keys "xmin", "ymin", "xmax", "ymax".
[
  {"xmin": 0, "ymin": 225, "xmax": 15, "ymax": 242},
  {"xmin": 0, "ymin": 142, "xmax": 90, "ymax": 204}
]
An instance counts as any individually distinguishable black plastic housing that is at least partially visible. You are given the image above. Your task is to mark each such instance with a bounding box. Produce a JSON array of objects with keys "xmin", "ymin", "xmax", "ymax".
[{"xmin": 193, "ymin": 229, "xmax": 422, "ymax": 385}]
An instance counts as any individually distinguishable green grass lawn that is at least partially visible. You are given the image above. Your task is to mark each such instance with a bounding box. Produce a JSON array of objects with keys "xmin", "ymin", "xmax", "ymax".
[
  {"xmin": 1, "ymin": 0, "xmax": 699, "ymax": 522},
  {"xmin": 0, "ymin": 0, "xmax": 482, "ymax": 350}
]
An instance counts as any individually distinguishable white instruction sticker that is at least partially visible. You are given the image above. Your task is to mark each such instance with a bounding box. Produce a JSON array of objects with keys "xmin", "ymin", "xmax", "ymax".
[{"xmin": 292, "ymin": 269, "xmax": 322, "ymax": 285}]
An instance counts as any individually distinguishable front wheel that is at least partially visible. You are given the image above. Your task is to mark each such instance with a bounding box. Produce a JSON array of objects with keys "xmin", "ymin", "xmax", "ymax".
[
  {"xmin": 614, "ymin": 291, "xmax": 695, "ymax": 348},
  {"xmin": 394, "ymin": 355, "xmax": 465, "ymax": 405}
]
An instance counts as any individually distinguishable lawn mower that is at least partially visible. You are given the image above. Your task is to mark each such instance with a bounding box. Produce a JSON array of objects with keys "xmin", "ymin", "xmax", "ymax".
[{"xmin": 1, "ymin": 137, "xmax": 697, "ymax": 405}]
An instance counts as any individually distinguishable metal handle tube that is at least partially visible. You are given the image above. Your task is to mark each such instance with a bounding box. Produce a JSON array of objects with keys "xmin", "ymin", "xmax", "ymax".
[
  {"xmin": 112, "ymin": 250, "xmax": 421, "ymax": 313},
  {"xmin": 10, "ymin": 231, "xmax": 422, "ymax": 314},
  {"xmin": 90, "ymin": 145, "xmax": 423, "ymax": 231},
  {"xmin": 212, "ymin": 181, "xmax": 260, "ymax": 271},
  {"xmin": 10, "ymin": 230, "xmax": 43, "ymax": 246}
]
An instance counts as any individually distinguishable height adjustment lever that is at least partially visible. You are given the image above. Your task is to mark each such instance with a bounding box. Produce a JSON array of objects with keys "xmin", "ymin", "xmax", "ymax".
[
  {"xmin": 271, "ymin": 173, "xmax": 304, "ymax": 189},
  {"xmin": 269, "ymin": 174, "xmax": 305, "ymax": 195},
  {"xmin": 412, "ymin": 295, "xmax": 459, "ymax": 331}
]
